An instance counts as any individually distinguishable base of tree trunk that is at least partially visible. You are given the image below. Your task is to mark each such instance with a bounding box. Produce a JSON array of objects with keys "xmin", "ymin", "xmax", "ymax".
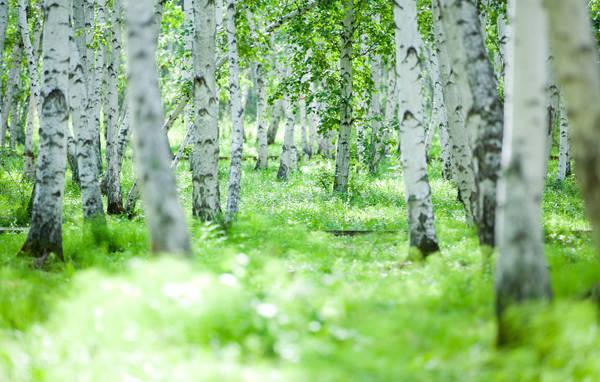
[
  {"xmin": 107, "ymin": 200, "xmax": 125, "ymax": 215},
  {"xmin": 412, "ymin": 237, "xmax": 440, "ymax": 257},
  {"xmin": 20, "ymin": 236, "xmax": 64, "ymax": 266}
]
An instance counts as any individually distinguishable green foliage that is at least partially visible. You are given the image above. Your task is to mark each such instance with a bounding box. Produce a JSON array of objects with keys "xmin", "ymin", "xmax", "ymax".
[{"xmin": 1, "ymin": 130, "xmax": 599, "ymax": 380}]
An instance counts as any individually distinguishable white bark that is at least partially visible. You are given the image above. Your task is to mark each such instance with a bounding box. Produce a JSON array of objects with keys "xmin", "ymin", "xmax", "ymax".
[
  {"xmin": 0, "ymin": 44, "xmax": 22, "ymax": 147},
  {"xmin": 0, "ymin": 0, "xmax": 8, "ymax": 118},
  {"xmin": 277, "ymin": 91, "xmax": 296, "ymax": 180},
  {"xmin": 104, "ymin": 0, "xmax": 124, "ymax": 214},
  {"xmin": 21, "ymin": 0, "xmax": 71, "ymax": 263},
  {"xmin": 368, "ymin": 48, "xmax": 384, "ymax": 173},
  {"xmin": 299, "ymin": 96, "xmax": 309, "ymax": 157},
  {"xmin": 126, "ymin": 0, "xmax": 191, "ymax": 255},
  {"xmin": 429, "ymin": 47, "xmax": 452, "ymax": 180},
  {"xmin": 544, "ymin": 0, "xmax": 600, "ymax": 252},
  {"xmin": 191, "ymin": 0, "xmax": 221, "ymax": 221},
  {"xmin": 308, "ymin": 82, "xmax": 319, "ymax": 156},
  {"xmin": 494, "ymin": 0, "xmax": 552, "ymax": 337},
  {"xmin": 18, "ymin": 0, "xmax": 42, "ymax": 178},
  {"xmin": 434, "ymin": 0, "xmax": 477, "ymax": 223},
  {"xmin": 333, "ymin": 0, "xmax": 353, "ymax": 193},
  {"xmin": 224, "ymin": 0, "xmax": 245, "ymax": 224},
  {"xmin": 442, "ymin": 0, "xmax": 504, "ymax": 246},
  {"xmin": 556, "ymin": 102, "xmax": 571, "ymax": 181},
  {"xmin": 394, "ymin": 0, "xmax": 440, "ymax": 256},
  {"xmin": 70, "ymin": 35, "xmax": 105, "ymax": 220},
  {"xmin": 90, "ymin": 0, "xmax": 106, "ymax": 174}
]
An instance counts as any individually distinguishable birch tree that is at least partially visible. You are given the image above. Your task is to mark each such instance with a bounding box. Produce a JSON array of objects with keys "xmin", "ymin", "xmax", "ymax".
[
  {"xmin": 224, "ymin": 0, "xmax": 245, "ymax": 224},
  {"xmin": 394, "ymin": 0, "xmax": 440, "ymax": 256},
  {"xmin": 104, "ymin": 0, "xmax": 124, "ymax": 214},
  {"xmin": 332, "ymin": 0, "xmax": 353, "ymax": 193},
  {"xmin": 556, "ymin": 103, "xmax": 571, "ymax": 181},
  {"xmin": 126, "ymin": 0, "xmax": 191, "ymax": 255},
  {"xmin": 191, "ymin": 0, "xmax": 221, "ymax": 221},
  {"xmin": 440, "ymin": 0, "xmax": 503, "ymax": 246},
  {"xmin": 495, "ymin": 0, "xmax": 552, "ymax": 343},
  {"xmin": 21, "ymin": 0, "xmax": 71, "ymax": 265},
  {"xmin": 544, "ymin": 0, "xmax": 600, "ymax": 253},
  {"xmin": 433, "ymin": 0, "xmax": 477, "ymax": 223},
  {"xmin": 277, "ymin": 90, "xmax": 296, "ymax": 180},
  {"xmin": 0, "ymin": 44, "xmax": 22, "ymax": 147}
]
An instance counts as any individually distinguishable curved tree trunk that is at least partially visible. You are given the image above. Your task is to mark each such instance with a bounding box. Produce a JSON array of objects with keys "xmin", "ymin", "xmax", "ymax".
[
  {"xmin": 191, "ymin": 0, "xmax": 221, "ymax": 221},
  {"xmin": 495, "ymin": 0, "xmax": 552, "ymax": 345},
  {"xmin": 333, "ymin": 0, "xmax": 353, "ymax": 193},
  {"xmin": 126, "ymin": 0, "xmax": 191, "ymax": 255},
  {"xmin": 21, "ymin": 0, "xmax": 71, "ymax": 265},
  {"xmin": 544, "ymin": 0, "xmax": 600, "ymax": 253},
  {"xmin": 394, "ymin": 0, "xmax": 440, "ymax": 256},
  {"xmin": 224, "ymin": 0, "xmax": 245, "ymax": 224}
]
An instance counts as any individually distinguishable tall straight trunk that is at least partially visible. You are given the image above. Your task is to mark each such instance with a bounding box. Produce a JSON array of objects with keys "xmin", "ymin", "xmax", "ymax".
[
  {"xmin": 267, "ymin": 100, "xmax": 282, "ymax": 144},
  {"xmin": 0, "ymin": 0, "xmax": 8, "ymax": 119},
  {"xmin": 495, "ymin": 0, "xmax": 552, "ymax": 344},
  {"xmin": 299, "ymin": 96, "xmax": 310, "ymax": 157},
  {"xmin": 9, "ymin": 75, "xmax": 23, "ymax": 150},
  {"xmin": 441, "ymin": 0, "xmax": 503, "ymax": 246},
  {"xmin": 556, "ymin": 102, "xmax": 571, "ymax": 181},
  {"xmin": 394, "ymin": 0, "xmax": 440, "ymax": 256},
  {"xmin": 224, "ymin": 0, "xmax": 245, "ymax": 224},
  {"xmin": 368, "ymin": 48, "xmax": 384, "ymax": 174},
  {"xmin": 70, "ymin": 32, "xmax": 105, "ymax": 220},
  {"xmin": 495, "ymin": 14, "xmax": 507, "ymax": 80},
  {"xmin": 21, "ymin": 0, "xmax": 71, "ymax": 264},
  {"xmin": 544, "ymin": 0, "xmax": 600, "ymax": 253},
  {"xmin": 18, "ymin": 0, "xmax": 41, "ymax": 178},
  {"xmin": 126, "ymin": 0, "xmax": 191, "ymax": 255},
  {"xmin": 66, "ymin": 133, "xmax": 80, "ymax": 185},
  {"xmin": 191, "ymin": 0, "xmax": 221, "ymax": 221},
  {"xmin": 277, "ymin": 91, "xmax": 296, "ymax": 180},
  {"xmin": 246, "ymin": 9, "xmax": 268, "ymax": 169},
  {"xmin": 90, "ymin": 0, "xmax": 106, "ymax": 174},
  {"xmin": 104, "ymin": 0, "xmax": 124, "ymax": 214},
  {"xmin": 433, "ymin": 0, "xmax": 477, "ymax": 222},
  {"xmin": 308, "ymin": 82, "xmax": 319, "ymax": 156},
  {"xmin": 333, "ymin": 0, "xmax": 353, "ymax": 193},
  {"xmin": 429, "ymin": 47, "xmax": 452, "ymax": 180},
  {"xmin": 382, "ymin": 64, "xmax": 397, "ymax": 157},
  {"xmin": 0, "ymin": 44, "xmax": 22, "ymax": 147}
]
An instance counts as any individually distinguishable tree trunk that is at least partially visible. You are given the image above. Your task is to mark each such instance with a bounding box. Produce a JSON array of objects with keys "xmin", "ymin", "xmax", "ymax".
[
  {"xmin": 442, "ymin": 0, "xmax": 504, "ymax": 246},
  {"xmin": 0, "ymin": 44, "xmax": 22, "ymax": 148},
  {"xmin": 495, "ymin": 0, "xmax": 552, "ymax": 345},
  {"xmin": 126, "ymin": 0, "xmax": 191, "ymax": 255},
  {"xmin": 556, "ymin": 102, "xmax": 571, "ymax": 181},
  {"xmin": 191, "ymin": 0, "xmax": 221, "ymax": 221},
  {"xmin": 224, "ymin": 0, "xmax": 245, "ymax": 224},
  {"xmin": 544, "ymin": 0, "xmax": 600, "ymax": 253},
  {"xmin": 394, "ymin": 0, "xmax": 440, "ymax": 256},
  {"xmin": 21, "ymin": 0, "xmax": 71, "ymax": 265},
  {"xmin": 434, "ymin": 0, "xmax": 477, "ymax": 223},
  {"xmin": 277, "ymin": 91, "xmax": 296, "ymax": 181},
  {"xmin": 103, "ymin": 0, "xmax": 124, "ymax": 214},
  {"xmin": 0, "ymin": 0, "xmax": 8, "ymax": 120},
  {"xmin": 429, "ymin": 46, "xmax": 452, "ymax": 180},
  {"xmin": 299, "ymin": 95, "xmax": 310, "ymax": 158},
  {"xmin": 267, "ymin": 100, "xmax": 282, "ymax": 145},
  {"xmin": 308, "ymin": 82, "xmax": 319, "ymax": 157},
  {"xmin": 70, "ymin": 30, "xmax": 105, "ymax": 220},
  {"xmin": 368, "ymin": 47, "xmax": 384, "ymax": 174},
  {"xmin": 333, "ymin": 0, "xmax": 353, "ymax": 193}
]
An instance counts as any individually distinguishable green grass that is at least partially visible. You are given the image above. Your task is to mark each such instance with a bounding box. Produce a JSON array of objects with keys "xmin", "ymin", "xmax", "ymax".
[{"xmin": 0, "ymin": 132, "xmax": 599, "ymax": 381}]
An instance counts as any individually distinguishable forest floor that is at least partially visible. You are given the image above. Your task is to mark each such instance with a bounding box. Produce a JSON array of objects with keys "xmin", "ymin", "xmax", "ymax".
[{"xmin": 1, "ymin": 133, "xmax": 600, "ymax": 381}]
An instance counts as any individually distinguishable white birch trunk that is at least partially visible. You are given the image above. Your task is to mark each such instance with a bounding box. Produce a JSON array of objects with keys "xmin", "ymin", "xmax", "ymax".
[
  {"xmin": 433, "ymin": 0, "xmax": 477, "ymax": 223},
  {"xmin": 191, "ymin": 0, "xmax": 221, "ymax": 221},
  {"xmin": 308, "ymin": 81, "xmax": 319, "ymax": 157},
  {"xmin": 429, "ymin": 47, "xmax": 452, "ymax": 180},
  {"xmin": 544, "ymin": 0, "xmax": 600, "ymax": 252},
  {"xmin": 394, "ymin": 0, "xmax": 440, "ymax": 256},
  {"xmin": 0, "ymin": 0, "xmax": 8, "ymax": 119},
  {"xmin": 104, "ymin": 0, "xmax": 124, "ymax": 214},
  {"xmin": 224, "ymin": 0, "xmax": 245, "ymax": 224},
  {"xmin": 368, "ymin": 49, "xmax": 384, "ymax": 173},
  {"xmin": 70, "ymin": 30, "xmax": 105, "ymax": 220},
  {"xmin": 333, "ymin": 0, "xmax": 353, "ymax": 193},
  {"xmin": 126, "ymin": 0, "xmax": 191, "ymax": 255},
  {"xmin": 0, "ymin": 44, "xmax": 22, "ymax": 147},
  {"xmin": 556, "ymin": 102, "xmax": 571, "ymax": 181},
  {"xmin": 277, "ymin": 91, "xmax": 296, "ymax": 180},
  {"xmin": 494, "ymin": 0, "xmax": 552, "ymax": 341},
  {"xmin": 299, "ymin": 96, "xmax": 309, "ymax": 158},
  {"xmin": 442, "ymin": 0, "xmax": 504, "ymax": 246},
  {"xmin": 91, "ymin": 0, "xmax": 106, "ymax": 174},
  {"xmin": 21, "ymin": 0, "xmax": 71, "ymax": 264}
]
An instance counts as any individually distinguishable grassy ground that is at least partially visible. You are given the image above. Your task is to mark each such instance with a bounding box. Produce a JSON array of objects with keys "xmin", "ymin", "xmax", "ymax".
[{"xmin": 1, "ymin": 129, "xmax": 599, "ymax": 381}]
